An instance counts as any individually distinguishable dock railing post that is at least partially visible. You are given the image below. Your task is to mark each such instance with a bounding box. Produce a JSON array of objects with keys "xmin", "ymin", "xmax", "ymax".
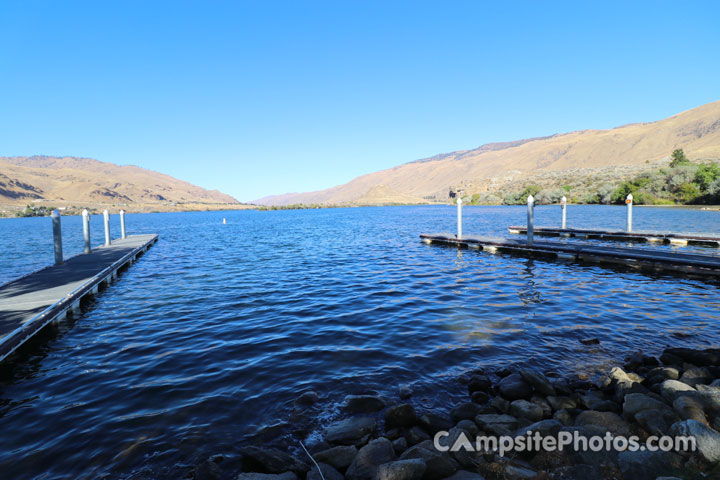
[
  {"xmin": 82, "ymin": 209, "xmax": 91, "ymax": 254},
  {"xmin": 527, "ymin": 195, "xmax": 535, "ymax": 245},
  {"xmin": 626, "ymin": 194, "xmax": 633, "ymax": 232},
  {"xmin": 561, "ymin": 196, "xmax": 567, "ymax": 229},
  {"xmin": 103, "ymin": 209, "xmax": 111, "ymax": 246},
  {"xmin": 120, "ymin": 209, "xmax": 126, "ymax": 239},
  {"xmin": 51, "ymin": 209, "xmax": 63, "ymax": 265},
  {"xmin": 457, "ymin": 197, "xmax": 463, "ymax": 239}
]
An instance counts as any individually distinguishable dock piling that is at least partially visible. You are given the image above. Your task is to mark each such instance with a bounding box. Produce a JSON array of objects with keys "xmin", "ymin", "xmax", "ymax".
[
  {"xmin": 120, "ymin": 210, "xmax": 127, "ymax": 239},
  {"xmin": 51, "ymin": 209, "xmax": 63, "ymax": 266},
  {"xmin": 457, "ymin": 198, "xmax": 463, "ymax": 239},
  {"xmin": 103, "ymin": 210, "xmax": 111, "ymax": 246},
  {"xmin": 527, "ymin": 195, "xmax": 535, "ymax": 245},
  {"xmin": 561, "ymin": 196, "xmax": 567, "ymax": 229},
  {"xmin": 626, "ymin": 194, "xmax": 633, "ymax": 232},
  {"xmin": 82, "ymin": 209, "xmax": 91, "ymax": 254}
]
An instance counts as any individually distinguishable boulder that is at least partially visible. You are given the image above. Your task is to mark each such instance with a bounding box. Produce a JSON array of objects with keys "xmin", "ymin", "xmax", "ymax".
[
  {"xmin": 519, "ymin": 369, "xmax": 556, "ymax": 396},
  {"xmin": 344, "ymin": 395, "xmax": 385, "ymax": 414},
  {"xmin": 514, "ymin": 419, "xmax": 563, "ymax": 437},
  {"xmin": 662, "ymin": 348, "xmax": 720, "ymax": 367},
  {"xmin": 509, "ymin": 400, "xmax": 544, "ymax": 422},
  {"xmin": 670, "ymin": 419, "xmax": 720, "ymax": 463},
  {"xmin": 376, "ymin": 459, "xmax": 427, "ymax": 480},
  {"xmin": 617, "ymin": 450, "xmax": 682, "ymax": 480},
  {"xmin": 386, "ymin": 404, "xmax": 417, "ymax": 429},
  {"xmin": 418, "ymin": 413, "xmax": 453, "ymax": 434},
  {"xmin": 307, "ymin": 463, "xmax": 343, "ymax": 480},
  {"xmin": 634, "ymin": 409, "xmax": 679, "ymax": 436},
  {"xmin": 324, "ymin": 417, "xmax": 376, "ymax": 445},
  {"xmin": 553, "ymin": 409, "xmax": 573, "ymax": 426},
  {"xmin": 195, "ymin": 459, "xmax": 221, "ymax": 480},
  {"xmin": 444, "ymin": 471, "xmax": 486, "ymax": 480},
  {"xmin": 240, "ymin": 447, "xmax": 309, "ymax": 475},
  {"xmin": 660, "ymin": 379, "xmax": 697, "ymax": 403},
  {"xmin": 579, "ymin": 391, "xmax": 621, "ymax": 413},
  {"xmin": 450, "ymin": 403, "xmax": 482, "ymax": 422},
  {"xmin": 575, "ymin": 410, "xmax": 631, "ymax": 437},
  {"xmin": 467, "ymin": 374, "xmax": 492, "ymax": 394},
  {"xmin": 673, "ymin": 395, "xmax": 708, "ymax": 425},
  {"xmin": 546, "ymin": 396, "xmax": 577, "ymax": 411},
  {"xmin": 296, "ymin": 391, "xmax": 319, "ymax": 406},
  {"xmin": 503, "ymin": 464, "xmax": 537, "ymax": 479},
  {"xmin": 313, "ymin": 445, "xmax": 358, "ymax": 470},
  {"xmin": 498, "ymin": 373, "xmax": 532, "ymax": 401},
  {"xmin": 623, "ymin": 393, "xmax": 672, "ymax": 420},
  {"xmin": 399, "ymin": 386, "xmax": 413, "ymax": 400},
  {"xmin": 474, "ymin": 414, "xmax": 519, "ymax": 436},
  {"xmin": 405, "ymin": 426, "xmax": 430, "ymax": 446},
  {"xmin": 346, "ymin": 438, "xmax": 396, "ymax": 480},
  {"xmin": 470, "ymin": 391, "xmax": 489, "ymax": 404},
  {"xmin": 679, "ymin": 367, "xmax": 713, "ymax": 387},
  {"xmin": 456, "ymin": 419, "xmax": 479, "ymax": 436},
  {"xmin": 696, "ymin": 384, "xmax": 720, "ymax": 413},
  {"xmin": 399, "ymin": 442, "xmax": 458, "ymax": 480},
  {"xmin": 236, "ymin": 474, "xmax": 298, "ymax": 480},
  {"xmin": 645, "ymin": 367, "xmax": 680, "ymax": 385},
  {"xmin": 550, "ymin": 464, "xmax": 605, "ymax": 480}
]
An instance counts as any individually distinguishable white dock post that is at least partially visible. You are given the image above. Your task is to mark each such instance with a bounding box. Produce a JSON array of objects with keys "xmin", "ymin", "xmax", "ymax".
[
  {"xmin": 120, "ymin": 210, "xmax": 126, "ymax": 239},
  {"xmin": 561, "ymin": 196, "xmax": 567, "ymax": 229},
  {"xmin": 103, "ymin": 209, "xmax": 111, "ymax": 246},
  {"xmin": 626, "ymin": 194, "xmax": 633, "ymax": 232},
  {"xmin": 51, "ymin": 209, "xmax": 63, "ymax": 265},
  {"xmin": 527, "ymin": 195, "xmax": 535, "ymax": 245},
  {"xmin": 82, "ymin": 209, "xmax": 91, "ymax": 254},
  {"xmin": 457, "ymin": 197, "xmax": 463, "ymax": 239}
]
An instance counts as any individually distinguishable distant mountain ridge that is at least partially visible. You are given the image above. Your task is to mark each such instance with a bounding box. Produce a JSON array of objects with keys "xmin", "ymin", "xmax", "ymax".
[
  {"xmin": 255, "ymin": 100, "xmax": 720, "ymax": 205},
  {"xmin": 0, "ymin": 155, "xmax": 239, "ymax": 208}
]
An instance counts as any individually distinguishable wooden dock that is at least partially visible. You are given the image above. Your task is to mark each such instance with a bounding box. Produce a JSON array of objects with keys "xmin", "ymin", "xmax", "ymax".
[
  {"xmin": 420, "ymin": 233, "xmax": 720, "ymax": 277},
  {"xmin": 507, "ymin": 226, "xmax": 720, "ymax": 247},
  {"xmin": 0, "ymin": 234, "xmax": 158, "ymax": 362}
]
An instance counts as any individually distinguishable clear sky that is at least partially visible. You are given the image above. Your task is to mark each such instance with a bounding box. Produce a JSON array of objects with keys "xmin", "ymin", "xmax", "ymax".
[{"xmin": 1, "ymin": 1, "xmax": 719, "ymax": 202}]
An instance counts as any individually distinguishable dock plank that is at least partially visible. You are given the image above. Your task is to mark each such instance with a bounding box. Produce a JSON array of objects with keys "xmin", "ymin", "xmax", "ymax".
[
  {"xmin": 420, "ymin": 233, "xmax": 720, "ymax": 277},
  {"xmin": 507, "ymin": 226, "xmax": 720, "ymax": 247},
  {"xmin": 0, "ymin": 234, "xmax": 158, "ymax": 361}
]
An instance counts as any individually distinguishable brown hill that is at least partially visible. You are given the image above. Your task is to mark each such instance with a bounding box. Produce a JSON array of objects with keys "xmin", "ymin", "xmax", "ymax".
[
  {"xmin": 0, "ymin": 156, "xmax": 240, "ymax": 213},
  {"xmin": 256, "ymin": 100, "xmax": 720, "ymax": 205}
]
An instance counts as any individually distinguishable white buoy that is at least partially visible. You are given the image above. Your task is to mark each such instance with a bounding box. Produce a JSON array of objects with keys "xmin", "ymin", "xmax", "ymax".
[{"xmin": 223, "ymin": 218, "xmax": 227, "ymax": 225}]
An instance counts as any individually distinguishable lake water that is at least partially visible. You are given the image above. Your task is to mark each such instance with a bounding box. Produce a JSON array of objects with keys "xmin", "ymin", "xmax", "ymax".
[{"xmin": 0, "ymin": 205, "xmax": 719, "ymax": 479}]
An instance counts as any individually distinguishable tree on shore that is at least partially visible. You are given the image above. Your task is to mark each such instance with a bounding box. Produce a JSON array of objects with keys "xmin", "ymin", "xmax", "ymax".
[{"xmin": 670, "ymin": 148, "xmax": 689, "ymax": 167}]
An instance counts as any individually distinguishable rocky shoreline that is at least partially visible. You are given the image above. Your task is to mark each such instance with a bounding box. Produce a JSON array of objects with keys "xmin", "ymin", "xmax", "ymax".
[{"xmin": 193, "ymin": 347, "xmax": 720, "ymax": 480}]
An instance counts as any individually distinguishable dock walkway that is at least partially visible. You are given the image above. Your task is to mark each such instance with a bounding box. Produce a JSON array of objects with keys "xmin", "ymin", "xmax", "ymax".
[
  {"xmin": 0, "ymin": 234, "xmax": 158, "ymax": 362},
  {"xmin": 507, "ymin": 226, "xmax": 720, "ymax": 247},
  {"xmin": 420, "ymin": 233, "xmax": 720, "ymax": 277}
]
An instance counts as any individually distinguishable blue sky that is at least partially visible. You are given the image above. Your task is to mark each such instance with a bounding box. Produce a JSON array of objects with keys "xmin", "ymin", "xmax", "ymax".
[{"xmin": 1, "ymin": 1, "xmax": 718, "ymax": 202}]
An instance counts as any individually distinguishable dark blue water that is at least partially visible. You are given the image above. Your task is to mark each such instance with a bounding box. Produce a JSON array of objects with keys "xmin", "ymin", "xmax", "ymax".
[{"xmin": 0, "ymin": 205, "xmax": 719, "ymax": 479}]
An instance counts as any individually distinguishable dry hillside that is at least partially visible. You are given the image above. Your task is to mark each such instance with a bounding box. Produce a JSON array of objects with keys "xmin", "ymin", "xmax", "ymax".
[
  {"xmin": 0, "ymin": 156, "xmax": 242, "ymax": 214},
  {"xmin": 256, "ymin": 101, "xmax": 720, "ymax": 205}
]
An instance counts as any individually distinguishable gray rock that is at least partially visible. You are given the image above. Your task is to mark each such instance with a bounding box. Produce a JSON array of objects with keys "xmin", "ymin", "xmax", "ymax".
[
  {"xmin": 712, "ymin": 379, "xmax": 720, "ymax": 388},
  {"xmin": 696, "ymin": 384, "xmax": 720, "ymax": 412},
  {"xmin": 546, "ymin": 395, "xmax": 577, "ymax": 411},
  {"xmin": 456, "ymin": 419, "xmax": 479, "ymax": 436},
  {"xmin": 313, "ymin": 445, "xmax": 357, "ymax": 470},
  {"xmin": 509, "ymin": 399, "xmax": 544, "ymax": 422},
  {"xmin": 617, "ymin": 450, "xmax": 682, "ymax": 480},
  {"xmin": 679, "ymin": 367, "xmax": 713, "ymax": 387},
  {"xmin": 623, "ymin": 393, "xmax": 672, "ymax": 420},
  {"xmin": 514, "ymin": 419, "xmax": 563, "ymax": 437},
  {"xmin": 344, "ymin": 395, "xmax": 385, "ymax": 414},
  {"xmin": 634, "ymin": 409, "xmax": 679, "ymax": 436},
  {"xmin": 307, "ymin": 463, "xmax": 343, "ymax": 480},
  {"xmin": 399, "ymin": 386, "xmax": 413, "ymax": 400},
  {"xmin": 399, "ymin": 442, "xmax": 458, "ymax": 480},
  {"xmin": 474, "ymin": 414, "xmax": 519, "ymax": 436},
  {"xmin": 646, "ymin": 367, "xmax": 680, "ymax": 384},
  {"xmin": 660, "ymin": 379, "xmax": 696, "ymax": 403},
  {"xmin": 575, "ymin": 410, "xmax": 631, "ymax": 436},
  {"xmin": 376, "ymin": 459, "xmax": 426, "ymax": 480},
  {"xmin": 519, "ymin": 369, "xmax": 556, "ymax": 396},
  {"xmin": 673, "ymin": 395, "xmax": 708, "ymax": 424},
  {"xmin": 236, "ymin": 473, "xmax": 298, "ymax": 480},
  {"xmin": 609, "ymin": 366, "xmax": 632, "ymax": 383},
  {"xmin": 450, "ymin": 402, "xmax": 482, "ymax": 422},
  {"xmin": 346, "ymin": 438, "xmax": 397, "ymax": 480},
  {"xmin": 444, "ymin": 471, "xmax": 486, "ymax": 480},
  {"xmin": 490, "ymin": 396, "xmax": 510, "ymax": 413},
  {"xmin": 324, "ymin": 417, "xmax": 376, "ymax": 445},
  {"xmin": 670, "ymin": 419, "xmax": 720, "ymax": 463},
  {"xmin": 663, "ymin": 347, "xmax": 720, "ymax": 367},
  {"xmin": 296, "ymin": 391, "xmax": 319, "ymax": 406},
  {"xmin": 614, "ymin": 379, "xmax": 650, "ymax": 403},
  {"xmin": 561, "ymin": 426, "xmax": 618, "ymax": 466},
  {"xmin": 405, "ymin": 426, "xmax": 430, "ymax": 446},
  {"xmin": 386, "ymin": 404, "xmax": 417, "ymax": 429},
  {"xmin": 470, "ymin": 391, "xmax": 489, "ymax": 404},
  {"xmin": 498, "ymin": 373, "xmax": 532, "ymax": 401},
  {"xmin": 392, "ymin": 437, "xmax": 408, "ymax": 455},
  {"xmin": 579, "ymin": 391, "xmax": 620, "ymax": 413},
  {"xmin": 553, "ymin": 409, "xmax": 573, "ymax": 426},
  {"xmin": 530, "ymin": 395, "xmax": 552, "ymax": 418},
  {"xmin": 418, "ymin": 412, "xmax": 453, "ymax": 434},
  {"xmin": 240, "ymin": 447, "xmax": 309, "ymax": 474},
  {"xmin": 467, "ymin": 374, "xmax": 492, "ymax": 393}
]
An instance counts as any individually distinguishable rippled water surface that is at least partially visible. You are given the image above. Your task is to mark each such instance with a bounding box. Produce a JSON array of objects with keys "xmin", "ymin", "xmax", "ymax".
[{"xmin": 0, "ymin": 205, "xmax": 719, "ymax": 479}]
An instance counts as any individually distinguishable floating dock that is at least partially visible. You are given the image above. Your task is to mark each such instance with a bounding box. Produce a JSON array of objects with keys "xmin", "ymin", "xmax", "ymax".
[
  {"xmin": 507, "ymin": 226, "xmax": 720, "ymax": 248},
  {"xmin": 0, "ymin": 234, "xmax": 158, "ymax": 362},
  {"xmin": 420, "ymin": 233, "xmax": 720, "ymax": 277}
]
